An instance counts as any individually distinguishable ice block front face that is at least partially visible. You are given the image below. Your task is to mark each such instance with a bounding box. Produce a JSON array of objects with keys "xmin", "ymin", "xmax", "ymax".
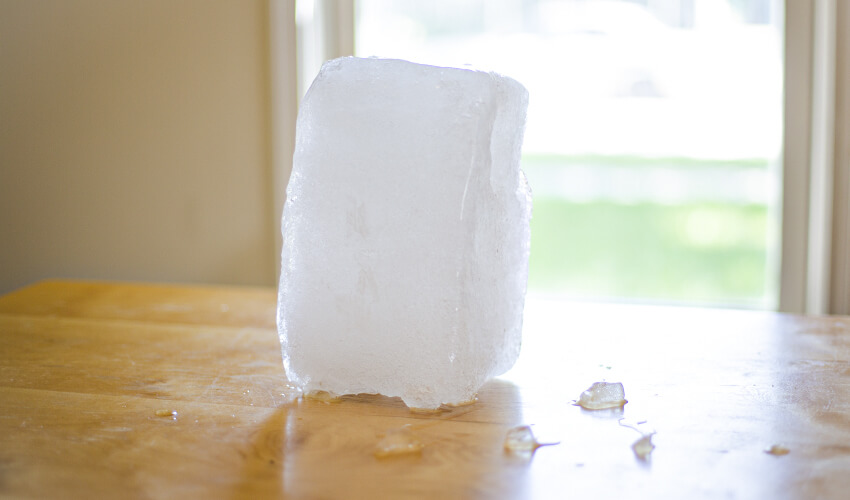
[{"xmin": 278, "ymin": 57, "xmax": 531, "ymax": 409}]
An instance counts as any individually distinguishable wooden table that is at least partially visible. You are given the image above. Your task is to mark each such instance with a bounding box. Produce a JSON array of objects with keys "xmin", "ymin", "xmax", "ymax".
[{"xmin": 1, "ymin": 280, "xmax": 849, "ymax": 499}]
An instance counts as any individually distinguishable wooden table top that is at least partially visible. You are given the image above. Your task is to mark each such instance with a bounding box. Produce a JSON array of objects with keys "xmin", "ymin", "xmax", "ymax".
[{"xmin": 1, "ymin": 280, "xmax": 849, "ymax": 499}]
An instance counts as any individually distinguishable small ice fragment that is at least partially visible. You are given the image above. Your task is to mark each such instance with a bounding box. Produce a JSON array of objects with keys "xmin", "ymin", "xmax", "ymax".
[
  {"xmin": 764, "ymin": 444, "xmax": 790, "ymax": 456},
  {"xmin": 374, "ymin": 426, "xmax": 424, "ymax": 458},
  {"xmin": 632, "ymin": 434, "xmax": 655, "ymax": 459},
  {"xmin": 504, "ymin": 425, "xmax": 558, "ymax": 453},
  {"xmin": 504, "ymin": 425, "xmax": 540, "ymax": 452},
  {"xmin": 619, "ymin": 418, "xmax": 655, "ymax": 459},
  {"xmin": 303, "ymin": 390, "xmax": 342, "ymax": 404},
  {"xmin": 574, "ymin": 382, "xmax": 627, "ymax": 410},
  {"xmin": 155, "ymin": 409, "xmax": 177, "ymax": 418}
]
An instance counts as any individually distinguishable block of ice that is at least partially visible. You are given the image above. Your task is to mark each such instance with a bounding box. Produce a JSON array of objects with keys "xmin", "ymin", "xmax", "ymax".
[
  {"xmin": 277, "ymin": 57, "xmax": 531, "ymax": 409},
  {"xmin": 503, "ymin": 425, "xmax": 557, "ymax": 454}
]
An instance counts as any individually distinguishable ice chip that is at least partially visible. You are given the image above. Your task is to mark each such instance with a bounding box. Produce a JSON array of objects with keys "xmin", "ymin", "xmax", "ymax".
[
  {"xmin": 277, "ymin": 57, "xmax": 531, "ymax": 409},
  {"xmin": 574, "ymin": 382, "xmax": 627, "ymax": 410},
  {"xmin": 619, "ymin": 418, "xmax": 655, "ymax": 459},
  {"xmin": 504, "ymin": 425, "xmax": 541, "ymax": 453},
  {"xmin": 504, "ymin": 425, "xmax": 557, "ymax": 456},
  {"xmin": 631, "ymin": 434, "xmax": 655, "ymax": 460}
]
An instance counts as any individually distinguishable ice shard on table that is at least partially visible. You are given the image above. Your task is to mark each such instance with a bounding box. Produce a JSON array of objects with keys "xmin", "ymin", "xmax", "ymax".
[
  {"xmin": 574, "ymin": 382, "xmax": 627, "ymax": 410},
  {"xmin": 277, "ymin": 57, "xmax": 531, "ymax": 409}
]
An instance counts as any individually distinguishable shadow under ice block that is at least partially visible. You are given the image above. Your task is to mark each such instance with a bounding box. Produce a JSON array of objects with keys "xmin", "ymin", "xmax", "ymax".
[{"xmin": 277, "ymin": 57, "xmax": 531, "ymax": 409}]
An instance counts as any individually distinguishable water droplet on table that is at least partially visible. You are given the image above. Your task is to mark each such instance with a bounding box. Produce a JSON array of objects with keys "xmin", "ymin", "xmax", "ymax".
[
  {"xmin": 764, "ymin": 444, "xmax": 790, "ymax": 456},
  {"xmin": 375, "ymin": 426, "xmax": 424, "ymax": 458}
]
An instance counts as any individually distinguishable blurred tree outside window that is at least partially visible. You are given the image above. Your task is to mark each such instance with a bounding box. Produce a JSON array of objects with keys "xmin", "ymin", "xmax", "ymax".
[{"xmin": 353, "ymin": 0, "xmax": 784, "ymax": 309}]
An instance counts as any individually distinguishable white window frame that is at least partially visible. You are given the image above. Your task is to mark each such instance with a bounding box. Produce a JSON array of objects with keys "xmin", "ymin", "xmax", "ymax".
[
  {"xmin": 782, "ymin": 0, "xmax": 850, "ymax": 314},
  {"xmin": 271, "ymin": 0, "xmax": 850, "ymax": 314},
  {"xmin": 268, "ymin": 1, "xmax": 354, "ymax": 280}
]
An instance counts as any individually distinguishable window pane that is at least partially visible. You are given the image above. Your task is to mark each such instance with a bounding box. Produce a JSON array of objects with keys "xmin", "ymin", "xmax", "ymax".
[{"xmin": 355, "ymin": 0, "xmax": 783, "ymax": 309}]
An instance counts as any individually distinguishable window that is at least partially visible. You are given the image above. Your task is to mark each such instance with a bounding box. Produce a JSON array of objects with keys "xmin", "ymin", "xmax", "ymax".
[{"xmin": 282, "ymin": 0, "xmax": 850, "ymax": 314}]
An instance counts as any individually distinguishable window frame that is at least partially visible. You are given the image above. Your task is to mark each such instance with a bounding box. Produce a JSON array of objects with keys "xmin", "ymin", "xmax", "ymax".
[{"xmin": 782, "ymin": 0, "xmax": 850, "ymax": 314}]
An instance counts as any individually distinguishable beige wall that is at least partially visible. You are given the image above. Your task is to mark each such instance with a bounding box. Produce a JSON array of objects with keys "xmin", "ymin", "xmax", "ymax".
[{"xmin": 0, "ymin": 0, "xmax": 277, "ymax": 294}]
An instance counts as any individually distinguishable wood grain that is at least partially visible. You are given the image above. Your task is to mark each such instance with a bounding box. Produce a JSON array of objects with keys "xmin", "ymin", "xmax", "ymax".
[{"xmin": 1, "ymin": 281, "xmax": 850, "ymax": 498}]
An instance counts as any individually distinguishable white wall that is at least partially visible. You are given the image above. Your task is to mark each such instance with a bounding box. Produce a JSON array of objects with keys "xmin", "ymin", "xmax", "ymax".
[{"xmin": 0, "ymin": 0, "xmax": 277, "ymax": 294}]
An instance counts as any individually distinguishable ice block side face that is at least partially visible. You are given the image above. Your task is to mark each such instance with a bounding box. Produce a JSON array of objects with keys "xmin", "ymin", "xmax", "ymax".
[{"xmin": 278, "ymin": 57, "xmax": 530, "ymax": 409}]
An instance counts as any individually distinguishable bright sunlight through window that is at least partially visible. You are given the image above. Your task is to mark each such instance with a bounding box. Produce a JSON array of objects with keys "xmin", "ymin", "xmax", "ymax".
[{"xmin": 355, "ymin": 0, "xmax": 784, "ymax": 309}]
